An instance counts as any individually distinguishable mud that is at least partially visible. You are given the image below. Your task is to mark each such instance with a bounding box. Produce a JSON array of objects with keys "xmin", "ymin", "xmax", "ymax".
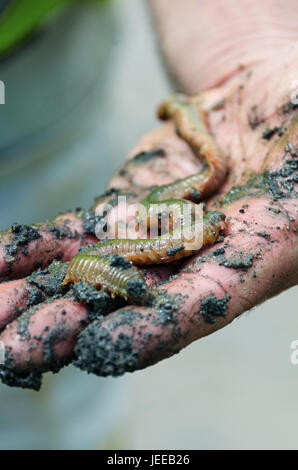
[
  {"xmin": 166, "ymin": 244, "xmax": 185, "ymax": 257},
  {"xmin": 109, "ymin": 254, "xmax": 132, "ymax": 270},
  {"xmin": 125, "ymin": 279, "xmax": 154, "ymax": 306},
  {"xmin": 213, "ymin": 248, "xmax": 225, "ymax": 256},
  {"xmin": 0, "ymin": 348, "xmax": 42, "ymax": 391},
  {"xmin": 193, "ymin": 248, "xmax": 254, "ymax": 271},
  {"xmin": 16, "ymin": 305, "xmax": 38, "ymax": 341},
  {"xmin": 42, "ymin": 323, "xmax": 70, "ymax": 373},
  {"xmin": 262, "ymin": 127, "xmax": 284, "ymax": 140},
  {"xmin": 222, "ymin": 150, "xmax": 298, "ymax": 205},
  {"xmin": 26, "ymin": 286, "xmax": 46, "ymax": 307},
  {"xmin": 44, "ymin": 224, "xmax": 73, "ymax": 240},
  {"xmin": 27, "ymin": 260, "xmax": 68, "ymax": 297},
  {"xmin": 282, "ymin": 101, "xmax": 298, "ymax": 114},
  {"xmin": 4, "ymin": 223, "xmax": 41, "ymax": 264},
  {"xmin": 82, "ymin": 211, "xmax": 102, "ymax": 236},
  {"xmin": 106, "ymin": 308, "xmax": 143, "ymax": 332},
  {"xmin": 256, "ymin": 231, "xmax": 271, "ymax": 240},
  {"xmin": 0, "ymin": 286, "xmax": 113, "ymax": 391},
  {"xmin": 199, "ymin": 293, "xmax": 231, "ymax": 324},
  {"xmin": 151, "ymin": 291, "xmax": 182, "ymax": 325},
  {"xmin": 132, "ymin": 148, "xmax": 165, "ymax": 163},
  {"xmin": 74, "ymin": 326, "xmax": 139, "ymax": 377},
  {"xmin": 218, "ymin": 253, "xmax": 254, "ymax": 270},
  {"xmin": 71, "ymin": 281, "xmax": 118, "ymax": 320}
]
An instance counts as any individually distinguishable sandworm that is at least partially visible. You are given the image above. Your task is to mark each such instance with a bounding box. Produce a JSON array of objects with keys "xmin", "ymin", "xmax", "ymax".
[{"xmin": 63, "ymin": 94, "xmax": 227, "ymax": 304}]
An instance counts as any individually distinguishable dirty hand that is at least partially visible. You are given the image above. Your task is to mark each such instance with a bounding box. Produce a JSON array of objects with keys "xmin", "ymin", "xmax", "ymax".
[{"xmin": 0, "ymin": 0, "xmax": 297, "ymax": 389}]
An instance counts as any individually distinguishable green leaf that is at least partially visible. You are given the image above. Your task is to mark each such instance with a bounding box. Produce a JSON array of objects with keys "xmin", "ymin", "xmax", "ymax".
[{"xmin": 0, "ymin": 0, "xmax": 98, "ymax": 58}]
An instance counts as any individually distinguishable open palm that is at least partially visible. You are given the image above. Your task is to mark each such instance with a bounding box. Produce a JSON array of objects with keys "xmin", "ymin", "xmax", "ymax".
[{"xmin": 0, "ymin": 38, "xmax": 297, "ymax": 390}]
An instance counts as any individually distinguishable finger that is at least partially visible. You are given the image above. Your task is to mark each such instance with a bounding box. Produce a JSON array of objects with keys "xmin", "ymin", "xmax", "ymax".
[
  {"xmin": 0, "ymin": 261, "xmax": 70, "ymax": 332},
  {"xmin": 107, "ymin": 122, "xmax": 203, "ymax": 193},
  {"xmin": 0, "ymin": 253, "xmax": 173, "ymax": 332},
  {"xmin": 0, "ymin": 297, "xmax": 91, "ymax": 390},
  {"xmin": 73, "ymin": 196, "xmax": 297, "ymax": 377},
  {"xmin": 0, "ymin": 279, "xmax": 41, "ymax": 331},
  {"xmin": 0, "ymin": 264, "xmax": 172, "ymax": 390},
  {"xmin": 0, "ymin": 212, "xmax": 96, "ymax": 282}
]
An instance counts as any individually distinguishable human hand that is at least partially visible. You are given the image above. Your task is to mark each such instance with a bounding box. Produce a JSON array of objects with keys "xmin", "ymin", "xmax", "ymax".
[{"xmin": 0, "ymin": 0, "xmax": 297, "ymax": 389}]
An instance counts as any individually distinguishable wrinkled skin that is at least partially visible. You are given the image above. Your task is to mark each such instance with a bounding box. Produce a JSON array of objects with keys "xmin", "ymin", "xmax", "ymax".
[{"xmin": 0, "ymin": 0, "xmax": 297, "ymax": 387}]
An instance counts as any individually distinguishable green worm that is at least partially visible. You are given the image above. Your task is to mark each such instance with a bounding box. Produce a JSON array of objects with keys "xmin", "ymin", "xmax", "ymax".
[{"xmin": 63, "ymin": 94, "xmax": 227, "ymax": 304}]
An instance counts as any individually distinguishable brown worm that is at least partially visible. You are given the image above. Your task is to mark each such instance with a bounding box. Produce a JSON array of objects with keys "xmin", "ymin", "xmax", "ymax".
[{"xmin": 64, "ymin": 94, "xmax": 227, "ymax": 304}]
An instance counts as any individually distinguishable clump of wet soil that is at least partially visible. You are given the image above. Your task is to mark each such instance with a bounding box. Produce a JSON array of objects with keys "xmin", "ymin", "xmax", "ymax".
[
  {"xmin": 74, "ymin": 326, "xmax": 139, "ymax": 377},
  {"xmin": 109, "ymin": 254, "xmax": 132, "ymax": 270},
  {"xmin": 27, "ymin": 260, "xmax": 68, "ymax": 297},
  {"xmin": 0, "ymin": 348, "xmax": 42, "ymax": 391},
  {"xmin": 126, "ymin": 278, "xmax": 154, "ymax": 306},
  {"xmin": 218, "ymin": 253, "xmax": 254, "ymax": 270},
  {"xmin": 4, "ymin": 223, "xmax": 41, "ymax": 264},
  {"xmin": 199, "ymin": 293, "xmax": 231, "ymax": 324},
  {"xmin": 71, "ymin": 281, "xmax": 119, "ymax": 321},
  {"xmin": 166, "ymin": 244, "xmax": 185, "ymax": 257},
  {"xmin": 222, "ymin": 143, "xmax": 298, "ymax": 205},
  {"xmin": 44, "ymin": 224, "xmax": 73, "ymax": 240},
  {"xmin": 82, "ymin": 211, "xmax": 102, "ymax": 236},
  {"xmin": 151, "ymin": 291, "xmax": 182, "ymax": 325}
]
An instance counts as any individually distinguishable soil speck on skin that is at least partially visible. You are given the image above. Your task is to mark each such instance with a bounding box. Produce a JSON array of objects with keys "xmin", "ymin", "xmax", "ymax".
[
  {"xmin": 74, "ymin": 326, "xmax": 139, "ymax": 377},
  {"xmin": 72, "ymin": 282, "xmax": 117, "ymax": 320},
  {"xmin": 109, "ymin": 254, "xmax": 132, "ymax": 270},
  {"xmin": 248, "ymin": 105, "xmax": 264, "ymax": 130},
  {"xmin": 256, "ymin": 231, "xmax": 271, "ymax": 240},
  {"xmin": 199, "ymin": 293, "xmax": 231, "ymax": 324},
  {"xmin": 166, "ymin": 245, "xmax": 185, "ymax": 257},
  {"xmin": 132, "ymin": 148, "xmax": 165, "ymax": 163},
  {"xmin": 282, "ymin": 101, "xmax": 298, "ymax": 114},
  {"xmin": 42, "ymin": 324, "xmax": 70, "ymax": 373},
  {"xmin": 44, "ymin": 224, "xmax": 73, "ymax": 240},
  {"xmin": 262, "ymin": 127, "xmax": 280, "ymax": 140},
  {"xmin": 26, "ymin": 286, "xmax": 46, "ymax": 307},
  {"xmin": 27, "ymin": 260, "xmax": 67, "ymax": 297},
  {"xmin": 222, "ymin": 153, "xmax": 298, "ymax": 205},
  {"xmin": 0, "ymin": 348, "xmax": 42, "ymax": 391},
  {"xmin": 267, "ymin": 207, "xmax": 281, "ymax": 214},
  {"xmin": 213, "ymin": 248, "xmax": 225, "ymax": 256},
  {"xmin": 82, "ymin": 211, "xmax": 101, "ymax": 236},
  {"xmin": 4, "ymin": 223, "xmax": 41, "ymax": 264},
  {"xmin": 126, "ymin": 279, "xmax": 154, "ymax": 306},
  {"xmin": 219, "ymin": 253, "xmax": 254, "ymax": 270},
  {"xmin": 152, "ymin": 291, "xmax": 181, "ymax": 325},
  {"xmin": 17, "ymin": 306, "xmax": 37, "ymax": 341}
]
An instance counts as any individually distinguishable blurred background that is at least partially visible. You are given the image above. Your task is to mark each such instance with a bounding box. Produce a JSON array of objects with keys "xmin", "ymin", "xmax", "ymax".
[{"xmin": 0, "ymin": 0, "xmax": 297, "ymax": 450}]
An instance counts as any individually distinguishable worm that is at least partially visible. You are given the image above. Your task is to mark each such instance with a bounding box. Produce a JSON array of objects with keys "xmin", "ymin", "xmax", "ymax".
[
  {"xmin": 64, "ymin": 254, "xmax": 154, "ymax": 305},
  {"xmin": 64, "ymin": 94, "xmax": 227, "ymax": 304}
]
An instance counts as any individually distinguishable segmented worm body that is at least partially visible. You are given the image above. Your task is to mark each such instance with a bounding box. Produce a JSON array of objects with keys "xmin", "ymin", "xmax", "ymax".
[
  {"xmin": 65, "ymin": 254, "xmax": 154, "ymax": 305},
  {"xmin": 63, "ymin": 94, "xmax": 227, "ymax": 304}
]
